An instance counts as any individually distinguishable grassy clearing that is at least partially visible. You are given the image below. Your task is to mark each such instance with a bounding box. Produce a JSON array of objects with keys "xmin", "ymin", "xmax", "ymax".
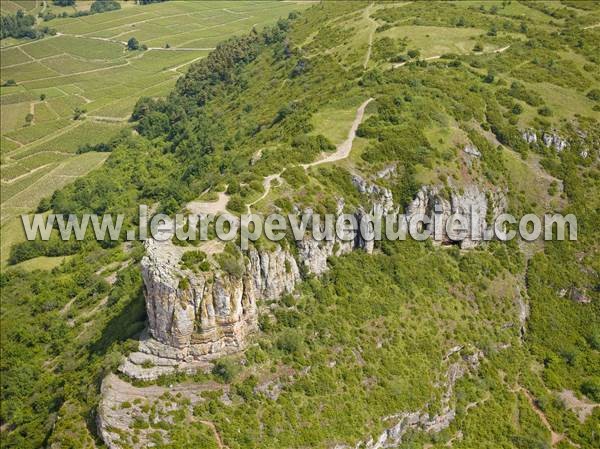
[
  {"xmin": 12, "ymin": 255, "xmax": 74, "ymax": 272},
  {"xmin": 380, "ymin": 25, "xmax": 486, "ymax": 58},
  {"xmin": 310, "ymin": 102, "xmax": 364, "ymax": 145}
]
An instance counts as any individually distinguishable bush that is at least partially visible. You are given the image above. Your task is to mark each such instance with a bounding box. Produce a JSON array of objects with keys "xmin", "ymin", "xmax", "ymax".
[
  {"xmin": 276, "ymin": 330, "xmax": 303, "ymax": 354},
  {"xmin": 580, "ymin": 378, "xmax": 600, "ymax": 402},
  {"xmin": 586, "ymin": 89, "xmax": 600, "ymax": 102},
  {"xmin": 212, "ymin": 359, "xmax": 239, "ymax": 383},
  {"xmin": 217, "ymin": 253, "xmax": 245, "ymax": 278},
  {"xmin": 91, "ymin": 0, "xmax": 121, "ymax": 14},
  {"xmin": 227, "ymin": 195, "xmax": 245, "ymax": 213},
  {"xmin": 127, "ymin": 37, "xmax": 140, "ymax": 51}
]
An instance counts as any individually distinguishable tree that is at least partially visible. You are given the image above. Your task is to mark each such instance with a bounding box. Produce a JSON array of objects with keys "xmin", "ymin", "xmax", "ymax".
[
  {"xmin": 90, "ymin": 0, "xmax": 121, "ymax": 14},
  {"xmin": 136, "ymin": 111, "xmax": 169, "ymax": 138},
  {"xmin": 127, "ymin": 37, "xmax": 140, "ymax": 51},
  {"xmin": 587, "ymin": 89, "xmax": 600, "ymax": 101},
  {"xmin": 53, "ymin": 0, "xmax": 75, "ymax": 6},
  {"xmin": 407, "ymin": 49, "xmax": 420, "ymax": 59},
  {"xmin": 73, "ymin": 107, "xmax": 86, "ymax": 120},
  {"xmin": 3, "ymin": 80, "xmax": 17, "ymax": 86},
  {"xmin": 40, "ymin": 93, "xmax": 46, "ymax": 101},
  {"xmin": 212, "ymin": 359, "xmax": 239, "ymax": 383},
  {"xmin": 511, "ymin": 103, "xmax": 523, "ymax": 115},
  {"xmin": 0, "ymin": 10, "xmax": 38, "ymax": 39},
  {"xmin": 25, "ymin": 113, "xmax": 34, "ymax": 125},
  {"xmin": 473, "ymin": 43, "xmax": 484, "ymax": 52}
]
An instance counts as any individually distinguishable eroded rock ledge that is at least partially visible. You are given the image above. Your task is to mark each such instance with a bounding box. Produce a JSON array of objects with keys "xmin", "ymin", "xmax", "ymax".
[{"xmin": 121, "ymin": 182, "xmax": 505, "ymax": 380}]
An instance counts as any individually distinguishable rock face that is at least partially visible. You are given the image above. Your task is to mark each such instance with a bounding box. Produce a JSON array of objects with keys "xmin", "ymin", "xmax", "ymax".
[
  {"xmin": 140, "ymin": 242, "xmax": 300, "ymax": 362},
  {"xmin": 337, "ymin": 348, "xmax": 483, "ymax": 449},
  {"xmin": 463, "ymin": 143, "xmax": 481, "ymax": 157},
  {"xmin": 543, "ymin": 132, "xmax": 568, "ymax": 152},
  {"xmin": 522, "ymin": 129, "xmax": 537, "ymax": 144},
  {"xmin": 351, "ymin": 174, "xmax": 394, "ymax": 213},
  {"xmin": 405, "ymin": 184, "xmax": 506, "ymax": 249},
  {"xmin": 124, "ymin": 182, "xmax": 503, "ymax": 378}
]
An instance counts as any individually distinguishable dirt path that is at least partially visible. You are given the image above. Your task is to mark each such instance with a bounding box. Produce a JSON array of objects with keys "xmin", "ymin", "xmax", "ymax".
[
  {"xmin": 6, "ymin": 120, "xmax": 84, "ymax": 159},
  {"xmin": 148, "ymin": 46, "xmax": 215, "ymax": 51},
  {"xmin": 363, "ymin": 3, "xmax": 377, "ymax": 70},
  {"xmin": 19, "ymin": 60, "xmax": 131, "ymax": 84},
  {"xmin": 87, "ymin": 115, "xmax": 129, "ymax": 123},
  {"xmin": 302, "ymin": 97, "xmax": 373, "ymax": 169},
  {"xmin": 1, "ymin": 163, "xmax": 53, "ymax": 184},
  {"xmin": 29, "ymin": 102, "xmax": 36, "ymax": 125},
  {"xmin": 583, "ymin": 23, "xmax": 600, "ymax": 30},
  {"xmin": 199, "ymin": 420, "xmax": 229, "ymax": 449},
  {"xmin": 169, "ymin": 54, "xmax": 206, "ymax": 73},
  {"xmin": 244, "ymin": 98, "xmax": 372, "ymax": 212},
  {"xmin": 102, "ymin": 372, "xmax": 222, "ymax": 403},
  {"xmin": 393, "ymin": 44, "xmax": 510, "ymax": 68},
  {"xmin": 517, "ymin": 387, "xmax": 580, "ymax": 448},
  {"xmin": 246, "ymin": 172, "xmax": 283, "ymax": 213},
  {"xmin": 187, "ymin": 190, "xmax": 230, "ymax": 215}
]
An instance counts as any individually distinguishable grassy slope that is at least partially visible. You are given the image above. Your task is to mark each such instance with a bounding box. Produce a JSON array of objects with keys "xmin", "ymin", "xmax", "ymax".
[
  {"xmin": 0, "ymin": 0, "xmax": 313, "ymax": 264},
  {"xmin": 0, "ymin": 1, "xmax": 599, "ymax": 448}
]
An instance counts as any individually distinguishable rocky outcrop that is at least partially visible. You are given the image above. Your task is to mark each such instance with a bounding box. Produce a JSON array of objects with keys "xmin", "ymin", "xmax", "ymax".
[
  {"xmin": 336, "ymin": 348, "xmax": 483, "ymax": 449},
  {"xmin": 123, "ymin": 182, "xmax": 503, "ymax": 379},
  {"xmin": 463, "ymin": 143, "xmax": 481, "ymax": 157},
  {"xmin": 569, "ymin": 287, "xmax": 591, "ymax": 304},
  {"xmin": 405, "ymin": 184, "xmax": 506, "ymax": 249},
  {"xmin": 522, "ymin": 129, "xmax": 537, "ymax": 144},
  {"xmin": 376, "ymin": 164, "xmax": 396, "ymax": 179},
  {"xmin": 144, "ymin": 243, "xmax": 298, "ymax": 352},
  {"xmin": 542, "ymin": 131, "xmax": 568, "ymax": 152},
  {"xmin": 351, "ymin": 174, "xmax": 394, "ymax": 213}
]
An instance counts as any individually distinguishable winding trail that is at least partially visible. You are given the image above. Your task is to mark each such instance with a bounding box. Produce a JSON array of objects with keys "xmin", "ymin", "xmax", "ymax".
[
  {"xmin": 199, "ymin": 420, "xmax": 229, "ymax": 449},
  {"xmin": 245, "ymin": 98, "xmax": 373, "ymax": 213},
  {"xmin": 516, "ymin": 386, "xmax": 580, "ymax": 448},
  {"xmin": 302, "ymin": 97, "xmax": 373, "ymax": 169},
  {"xmin": 245, "ymin": 173, "xmax": 283, "ymax": 214},
  {"xmin": 583, "ymin": 23, "xmax": 600, "ymax": 30},
  {"xmin": 363, "ymin": 3, "xmax": 377, "ymax": 70},
  {"xmin": 393, "ymin": 44, "xmax": 511, "ymax": 68},
  {"xmin": 187, "ymin": 190, "xmax": 230, "ymax": 216}
]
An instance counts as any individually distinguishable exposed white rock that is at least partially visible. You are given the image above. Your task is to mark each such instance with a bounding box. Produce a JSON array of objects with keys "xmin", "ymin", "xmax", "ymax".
[
  {"xmin": 463, "ymin": 143, "xmax": 481, "ymax": 157},
  {"xmin": 376, "ymin": 164, "xmax": 397, "ymax": 179},
  {"xmin": 569, "ymin": 287, "xmax": 591, "ymax": 304},
  {"xmin": 351, "ymin": 174, "xmax": 394, "ymax": 213},
  {"xmin": 339, "ymin": 348, "xmax": 483, "ymax": 449},
  {"xmin": 522, "ymin": 129, "xmax": 537, "ymax": 144},
  {"xmin": 405, "ymin": 184, "xmax": 506, "ymax": 249},
  {"xmin": 121, "ymin": 182, "xmax": 503, "ymax": 381},
  {"xmin": 543, "ymin": 132, "xmax": 568, "ymax": 152}
]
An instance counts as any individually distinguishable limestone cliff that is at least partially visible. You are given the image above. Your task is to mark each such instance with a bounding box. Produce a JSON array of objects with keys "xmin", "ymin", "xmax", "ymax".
[
  {"xmin": 406, "ymin": 184, "xmax": 506, "ymax": 249},
  {"xmin": 122, "ymin": 182, "xmax": 504, "ymax": 379}
]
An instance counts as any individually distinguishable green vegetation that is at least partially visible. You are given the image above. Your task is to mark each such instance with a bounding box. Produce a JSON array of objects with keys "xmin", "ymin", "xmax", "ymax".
[
  {"xmin": 1, "ymin": 10, "xmax": 51, "ymax": 40},
  {"xmin": 1, "ymin": 1, "xmax": 599, "ymax": 448},
  {"xmin": 0, "ymin": 0, "xmax": 312, "ymax": 264}
]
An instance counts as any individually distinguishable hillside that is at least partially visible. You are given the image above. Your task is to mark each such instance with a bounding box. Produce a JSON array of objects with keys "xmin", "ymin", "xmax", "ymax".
[
  {"xmin": 1, "ymin": 1, "xmax": 599, "ymax": 449},
  {"xmin": 0, "ymin": 0, "xmax": 311, "ymax": 265}
]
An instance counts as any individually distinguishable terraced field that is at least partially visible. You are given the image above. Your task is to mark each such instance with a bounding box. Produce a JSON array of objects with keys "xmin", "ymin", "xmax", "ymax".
[{"xmin": 0, "ymin": 0, "xmax": 311, "ymax": 263}]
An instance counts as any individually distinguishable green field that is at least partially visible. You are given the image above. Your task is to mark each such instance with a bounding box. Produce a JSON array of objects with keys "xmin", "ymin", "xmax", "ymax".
[{"xmin": 0, "ymin": 0, "xmax": 312, "ymax": 264}]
